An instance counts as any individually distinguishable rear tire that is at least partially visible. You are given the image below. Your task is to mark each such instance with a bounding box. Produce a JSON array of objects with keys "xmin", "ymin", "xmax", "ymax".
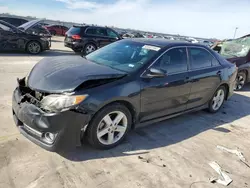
[
  {"xmin": 87, "ymin": 103, "xmax": 132, "ymax": 149},
  {"xmin": 82, "ymin": 43, "xmax": 96, "ymax": 55},
  {"xmin": 208, "ymin": 86, "xmax": 226, "ymax": 113},
  {"xmin": 235, "ymin": 71, "xmax": 246, "ymax": 91}
]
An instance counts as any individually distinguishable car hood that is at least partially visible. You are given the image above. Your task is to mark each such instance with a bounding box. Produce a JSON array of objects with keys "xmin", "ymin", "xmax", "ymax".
[
  {"xmin": 18, "ymin": 19, "xmax": 43, "ymax": 31},
  {"xmin": 27, "ymin": 56, "xmax": 126, "ymax": 93}
]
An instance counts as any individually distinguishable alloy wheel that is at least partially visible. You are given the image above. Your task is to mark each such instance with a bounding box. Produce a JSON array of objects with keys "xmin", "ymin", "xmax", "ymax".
[
  {"xmin": 235, "ymin": 75, "xmax": 245, "ymax": 90},
  {"xmin": 97, "ymin": 111, "xmax": 128, "ymax": 145},
  {"xmin": 28, "ymin": 42, "xmax": 41, "ymax": 54},
  {"xmin": 212, "ymin": 89, "xmax": 225, "ymax": 111},
  {"xmin": 85, "ymin": 44, "xmax": 96, "ymax": 54}
]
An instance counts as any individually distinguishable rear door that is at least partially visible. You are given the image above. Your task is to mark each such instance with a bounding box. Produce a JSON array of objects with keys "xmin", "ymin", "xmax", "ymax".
[
  {"xmin": 85, "ymin": 27, "xmax": 110, "ymax": 47},
  {"xmin": 187, "ymin": 47, "xmax": 222, "ymax": 109},
  {"xmin": 140, "ymin": 47, "xmax": 191, "ymax": 122}
]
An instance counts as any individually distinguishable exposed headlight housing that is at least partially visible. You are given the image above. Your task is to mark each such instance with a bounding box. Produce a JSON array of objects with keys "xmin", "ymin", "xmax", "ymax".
[{"xmin": 40, "ymin": 94, "xmax": 88, "ymax": 112}]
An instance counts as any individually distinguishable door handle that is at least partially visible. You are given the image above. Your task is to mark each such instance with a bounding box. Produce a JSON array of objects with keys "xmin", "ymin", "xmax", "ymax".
[{"xmin": 217, "ymin": 71, "xmax": 222, "ymax": 75}]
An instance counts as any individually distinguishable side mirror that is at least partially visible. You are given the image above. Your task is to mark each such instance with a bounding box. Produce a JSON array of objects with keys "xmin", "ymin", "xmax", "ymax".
[{"xmin": 145, "ymin": 68, "xmax": 166, "ymax": 78}]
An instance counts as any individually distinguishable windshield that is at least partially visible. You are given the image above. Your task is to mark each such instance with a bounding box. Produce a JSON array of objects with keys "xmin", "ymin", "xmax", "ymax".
[
  {"xmin": 220, "ymin": 36, "xmax": 250, "ymax": 58},
  {"xmin": 67, "ymin": 27, "xmax": 81, "ymax": 35},
  {"xmin": 86, "ymin": 40, "xmax": 160, "ymax": 73}
]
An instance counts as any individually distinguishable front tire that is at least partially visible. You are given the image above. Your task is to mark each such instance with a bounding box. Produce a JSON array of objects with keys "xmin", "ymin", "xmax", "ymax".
[
  {"xmin": 208, "ymin": 86, "xmax": 226, "ymax": 113},
  {"xmin": 87, "ymin": 103, "xmax": 132, "ymax": 149},
  {"xmin": 235, "ymin": 71, "xmax": 246, "ymax": 91},
  {"xmin": 26, "ymin": 41, "xmax": 42, "ymax": 54}
]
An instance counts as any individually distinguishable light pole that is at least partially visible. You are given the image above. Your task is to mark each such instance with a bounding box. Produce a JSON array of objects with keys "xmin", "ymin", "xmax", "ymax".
[{"xmin": 233, "ymin": 27, "xmax": 238, "ymax": 39}]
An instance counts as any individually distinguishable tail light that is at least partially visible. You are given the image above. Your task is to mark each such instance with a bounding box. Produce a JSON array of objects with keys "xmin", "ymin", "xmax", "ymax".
[{"xmin": 72, "ymin": 35, "xmax": 81, "ymax": 40}]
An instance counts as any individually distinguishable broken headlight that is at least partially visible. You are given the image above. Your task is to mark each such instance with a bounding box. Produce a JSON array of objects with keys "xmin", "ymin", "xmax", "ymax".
[{"xmin": 40, "ymin": 94, "xmax": 88, "ymax": 112}]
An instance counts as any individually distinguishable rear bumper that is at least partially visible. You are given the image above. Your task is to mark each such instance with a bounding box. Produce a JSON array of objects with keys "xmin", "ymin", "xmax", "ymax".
[
  {"xmin": 64, "ymin": 41, "xmax": 83, "ymax": 50},
  {"xmin": 12, "ymin": 87, "xmax": 91, "ymax": 152}
]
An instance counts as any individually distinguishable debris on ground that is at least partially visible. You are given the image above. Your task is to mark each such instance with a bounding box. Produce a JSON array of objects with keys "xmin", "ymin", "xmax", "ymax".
[
  {"xmin": 209, "ymin": 161, "xmax": 233, "ymax": 186},
  {"xmin": 217, "ymin": 145, "xmax": 250, "ymax": 168}
]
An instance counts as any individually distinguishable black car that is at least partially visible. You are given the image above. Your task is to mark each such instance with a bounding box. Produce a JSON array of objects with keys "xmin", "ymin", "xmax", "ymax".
[
  {"xmin": 0, "ymin": 17, "xmax": 28, "ymax": 26},
  {"xmin": 64, "ymin": 25, "xmax": 121, "ymax": 54},
  {"xmin": 0, "ymin": 20, "xmax": 50, "ymax": 54},
  {"xmin": 12, "ymin": 39, "xmax": 237, "ymax": 151}
]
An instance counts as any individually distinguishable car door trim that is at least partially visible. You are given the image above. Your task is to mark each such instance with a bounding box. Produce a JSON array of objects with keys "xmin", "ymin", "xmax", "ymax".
[
  {"xmin": 140, "ymin": 46, "xmax": 189, "ymax": 77},
  {"xmin": 186, "ymin": 46, "xmax": 222, "ymax": 71}
]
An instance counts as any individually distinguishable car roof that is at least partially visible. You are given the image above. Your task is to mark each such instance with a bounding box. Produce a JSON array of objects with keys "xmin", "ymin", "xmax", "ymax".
[
  {"xmin": 72, "ymin": 25, "xmax": 110, "ymax": 29},
  {"xmin": 126, "ymin": 38, "xmax": 206, "ymax": 48}
]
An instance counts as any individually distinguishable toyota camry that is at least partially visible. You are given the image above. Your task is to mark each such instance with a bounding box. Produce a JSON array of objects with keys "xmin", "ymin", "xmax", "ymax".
[{"xmin": 12, "ymin": 39, "xmax": 237, "ymax": 151}]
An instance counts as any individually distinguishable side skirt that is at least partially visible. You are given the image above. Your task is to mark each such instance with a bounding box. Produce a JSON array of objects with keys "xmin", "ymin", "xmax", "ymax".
[{"xmin": 135, "ymin": 104, "xmax": 208, "ymax": 129}]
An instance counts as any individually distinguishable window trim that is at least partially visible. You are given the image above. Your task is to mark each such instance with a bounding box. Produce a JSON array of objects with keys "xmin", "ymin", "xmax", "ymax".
[
  {"xmin": 187, "ymin": 46, "xmax": 221, "ymax": 71},
  {"xmin": 141, "ymin": 46, "xmax": 190, "ymax": 77}
]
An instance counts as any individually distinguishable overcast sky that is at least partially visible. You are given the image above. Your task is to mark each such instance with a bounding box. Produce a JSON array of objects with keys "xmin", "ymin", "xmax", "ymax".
[{"xmin": 0, "ymin": 0, "xmax": 249, "ymax": 39}]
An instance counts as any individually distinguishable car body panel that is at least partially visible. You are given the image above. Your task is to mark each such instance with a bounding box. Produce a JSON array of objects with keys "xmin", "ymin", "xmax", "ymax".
[
  {"xmin": 187, "ymin": 67, "xmax": 222, "ymax": 109},
  {"xmin": 27, "ymin": 56, "xmax": 126, "ymax": 93},
  {"xmin": 140, "ymin": 72, "xmax": 191, "ymax": 122}
]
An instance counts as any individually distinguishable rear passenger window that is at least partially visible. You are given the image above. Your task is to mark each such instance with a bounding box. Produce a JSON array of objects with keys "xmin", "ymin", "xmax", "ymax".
[
  {"xmin": 188, "ymin": 48, "xmax": 219, "ymax": 69},
  {"xmin": 86, "ymin": 28, "xmax": 96, "ymax": 35},
  {"xmin": 153, "ymin": 47, "xmax": 188, "ymax": 74},
  {"xmin": 86, "ymin": 27, "xmax": 107, "ymax": 36}
]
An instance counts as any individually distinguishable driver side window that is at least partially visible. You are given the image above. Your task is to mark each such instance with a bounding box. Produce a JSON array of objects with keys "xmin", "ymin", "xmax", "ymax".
[{"xmin": 152, "ymin": 47, "xmax": 188, "ymax": 74}]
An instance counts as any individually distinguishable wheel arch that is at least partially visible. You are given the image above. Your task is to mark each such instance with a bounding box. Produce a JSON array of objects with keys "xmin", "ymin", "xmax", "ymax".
[
  {"xmin": 84, "ymin": 40, "xmax": 98, "ymax": 48},
  {"xmin": 219, "ymin": 83, "xmax": 229, "ymax": 100},
  {"xmin": 238, "ymin": 68, "xmax": 248, "ymax": 81},
  {"xmin": 86, "ymin": 99, "xmax": 138, "ymax": 133},
  {"xmin": 98, "ymin": 100, "xmax": 137, "ymax": 128}
]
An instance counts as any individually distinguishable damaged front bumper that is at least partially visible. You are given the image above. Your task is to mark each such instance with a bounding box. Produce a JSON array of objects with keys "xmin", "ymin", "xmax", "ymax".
[{"xmin": 12, "ymin": 82, "xmax": 91, "ymax": 152}]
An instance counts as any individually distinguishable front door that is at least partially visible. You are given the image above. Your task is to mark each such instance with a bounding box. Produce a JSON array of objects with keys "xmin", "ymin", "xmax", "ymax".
[
  {"xmin": 187, "ymin": 47, "xmax": 222, "ymax": 109},
  {"xmin": 140, "ymin": 47, "xmax": 191, "ymax": 122}
]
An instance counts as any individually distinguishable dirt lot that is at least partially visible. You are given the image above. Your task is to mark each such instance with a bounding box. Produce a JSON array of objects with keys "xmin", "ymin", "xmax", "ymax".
[{"xmin": 0, "ymin": 36, "xmax": 250, "ymax": 188}]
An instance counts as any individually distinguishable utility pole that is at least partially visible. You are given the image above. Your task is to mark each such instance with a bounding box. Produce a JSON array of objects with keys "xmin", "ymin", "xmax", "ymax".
[{"xmin": 233, "ymin": 27, "xmax": 238, "ymax": 39}]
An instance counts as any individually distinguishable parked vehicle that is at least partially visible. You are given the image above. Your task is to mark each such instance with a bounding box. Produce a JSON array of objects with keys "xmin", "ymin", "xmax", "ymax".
[
  {"xmin": 0, "ymin": 20, "xmax": 50, "ymax": 54},
  {"xmin": 12, "ymin": 39, "xmax": 237, "ymax": 151},
  {"xmin": 122, "ymin": 33, "xmax": 134, "ymax": 38},
  {"xmin": 212, "ymin": 35, "xmax": 250, "ymax": 90},
  {"xmin": 132, "ymin": 32, "xmax": 144, "ymax": 38},
  {"xmin": 64, "ymin": 25, "xmax": 121, "ymax": 54},
  {"xmin": 45, "ymin": 24, "xmax": 69, "ymax": 36},
  {"xmin": 200, "ymin": 40, "xmax": 213, "ymax": 47},
  {"xmin": 0, "ymin": 16, "xmax": 28, "ymax": 26},
  {"xmin": 186, "ymin": 37, "xmax": 199, "ymax": 43}
]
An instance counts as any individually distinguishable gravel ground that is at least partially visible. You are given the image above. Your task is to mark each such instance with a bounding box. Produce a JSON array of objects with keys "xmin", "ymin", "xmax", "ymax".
[{"xmin": 0, "ymin": 36, "xmax": 250, "ymax": 188}]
